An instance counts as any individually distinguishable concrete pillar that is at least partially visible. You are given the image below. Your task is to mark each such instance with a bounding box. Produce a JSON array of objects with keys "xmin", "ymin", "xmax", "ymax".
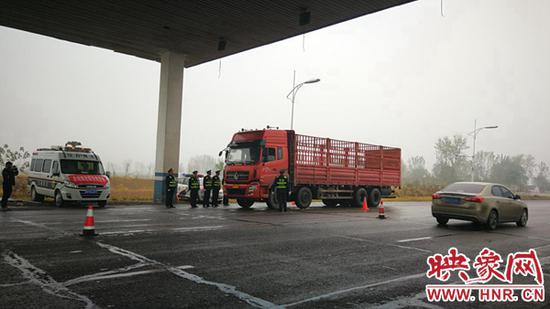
[{"xmin": 153, "ymin": 52, "xmax": 185, "ymax": 203}]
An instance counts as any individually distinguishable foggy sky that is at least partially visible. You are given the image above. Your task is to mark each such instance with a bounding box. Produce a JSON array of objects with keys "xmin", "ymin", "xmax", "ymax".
[{"xmin": 1, "ymin": 0, "xmax": 549, "ymax": 173}]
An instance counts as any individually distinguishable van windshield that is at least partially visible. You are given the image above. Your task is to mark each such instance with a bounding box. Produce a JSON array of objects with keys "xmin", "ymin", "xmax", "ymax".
[
  {"xmin": 61, "ymin": 160, "xmax": 104, "ymax": 175},
  {"xmin": 226, "ymin": 141, "xmax": 261, "ymax": 164}
]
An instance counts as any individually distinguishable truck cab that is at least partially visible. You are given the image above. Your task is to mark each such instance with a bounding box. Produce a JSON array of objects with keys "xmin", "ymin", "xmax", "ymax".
[{"xmin": 223, "ymin": 129, "xmax": 288, "ymax": 208}]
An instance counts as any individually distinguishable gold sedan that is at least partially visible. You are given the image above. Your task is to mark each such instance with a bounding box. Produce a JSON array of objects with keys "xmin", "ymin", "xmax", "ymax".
[{"xmin": 431, "ymin": 182, "xmax": 528, "ymax": 230}]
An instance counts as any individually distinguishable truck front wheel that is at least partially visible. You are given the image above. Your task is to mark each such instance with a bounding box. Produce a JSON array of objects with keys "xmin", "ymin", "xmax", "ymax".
[
  {"xmin": 295, "ymin": 187, "xmax": 312, "ymax": 209},
  {"xmin": 266, "ymin": 192, "xmax": 278, "ymax": 210},
  {"xmin": 237, "ymin": 198, "xmax": 254, "ymax": 208}
]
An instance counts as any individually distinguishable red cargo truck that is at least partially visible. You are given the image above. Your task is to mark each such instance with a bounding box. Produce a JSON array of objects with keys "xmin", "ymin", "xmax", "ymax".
[{"xmin": 222, "ymin": 129, "xmax": 401, "ymax": 209}]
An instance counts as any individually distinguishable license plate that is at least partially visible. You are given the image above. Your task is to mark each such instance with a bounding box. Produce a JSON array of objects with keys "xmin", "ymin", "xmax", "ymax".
[
  {"xmin": 85, "ymin": 189, "xmax": 98, "ymax": 195},
  {"xmin": 444, "ymin": 197, "xmax": 461, "ymax": 205}
]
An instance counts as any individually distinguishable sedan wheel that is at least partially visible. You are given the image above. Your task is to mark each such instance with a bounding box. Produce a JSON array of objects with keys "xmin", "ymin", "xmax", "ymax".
[
  {"xmin": 436, "ymin": 216, "xmax": 449, "ymax": 225},
  {"xmin": 487, "ymin": 210, "xmax": 498, "ymax": 230},
  {"xmin": 516, "ymin": 209, "xmax": 528, "ymax": 227}
]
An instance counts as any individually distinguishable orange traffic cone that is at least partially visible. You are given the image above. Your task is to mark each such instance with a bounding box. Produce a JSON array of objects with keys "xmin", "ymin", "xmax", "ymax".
[
  {"xmin": 80, "ymin": 205, "xmax": 98, "ymax": 237},
  {"xmin": 378, "ymin": 200, "xmax": 386, "ymax": 219},
  {"xmin": 362, "ymin": 196, "xmax": 369, "ymax": 212}
]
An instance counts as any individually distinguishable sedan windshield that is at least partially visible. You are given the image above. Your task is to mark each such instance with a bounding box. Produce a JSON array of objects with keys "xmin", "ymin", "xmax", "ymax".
[
  {"xmin": 226, "ymin": 142, "xmax": 260, "ymax": 164},
  {"xmin": 61, "ymin": 160, "xmax": 104, "ymax": 175},
  {"xmin": 442, "ymin": 183, "xmax": 485, "ymax": 194}
]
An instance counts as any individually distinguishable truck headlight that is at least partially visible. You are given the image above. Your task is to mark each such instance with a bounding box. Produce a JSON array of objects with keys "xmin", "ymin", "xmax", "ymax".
[{"xmin": 64, "ymin": 181, "xmax": 78, "ymax": 189}]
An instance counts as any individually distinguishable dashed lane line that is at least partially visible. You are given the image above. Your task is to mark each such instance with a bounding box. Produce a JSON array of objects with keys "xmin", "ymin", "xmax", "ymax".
[
  {"xmin": 283, "ymin": 273, "xmax": 426, "ymax": 307},
  {"xmin": 337, "ymin": 235, "xmax": 432, "ymax": 254},
  {"xmin": 396, "ymin": 237, "xmax": 432, "ymax": 243}
]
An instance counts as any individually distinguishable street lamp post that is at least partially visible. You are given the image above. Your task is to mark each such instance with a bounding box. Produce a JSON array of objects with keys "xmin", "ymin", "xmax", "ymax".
[
  {"xmin": 286, "ymin": 72, "xmax": 320, "ymax": 130},
  {"xmin": 470, "ymin": 119, "xmax": 498, "ymax": 181}
]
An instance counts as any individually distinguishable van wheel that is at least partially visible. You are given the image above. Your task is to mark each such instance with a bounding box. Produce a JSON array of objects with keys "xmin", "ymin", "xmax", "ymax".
[
  {"xmin": 353, "ymin": 188, "xmax": 368, "ymax": 207},
  {"xmin": 237, "ymin": 198, "xmax": 254, "ymax": 208},
  {"xmin": 487, "ymin": 210, "xmax": 498, "ymax": 230},
  {"xmin": 295, "ymin": 187, "xmax": 312, "ymax": 209},
  {"xmin": 516, "ymin": 209, "xmax": 528, "ymax": 227},
  {"xmin": 266, "ymin": 192, "xmax": 278, "ymax": 210},
  {"xmin": 54, "ymin": 190, "xmax": 64, "ymax": 208},
  {"xmin": 368, "ymin": 188, "xmax": 382, "ymax": 207},
  {"xmin": 31, "ymin": 186, "xmax": 44, "ymax": 202}
]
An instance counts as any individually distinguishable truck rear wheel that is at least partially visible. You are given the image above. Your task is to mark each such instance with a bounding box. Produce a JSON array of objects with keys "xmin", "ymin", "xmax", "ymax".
[
  {"xmin": 353, "ymin": 188, "xmax": 368, "ymax": 207},
  {"xmin": 237, "ymin": 198, "xmax": 254, "ymax": 208},
  {"xmin": 322, "ymin": 199, "xmax": 338, "ymax": 207},
  {"xmin": 368, "ymin": 188, "xmax": 381, "ymax": 207},
  {"xmin": 295, "ymin": 187, "xmax": 312, "ymax": 209}
]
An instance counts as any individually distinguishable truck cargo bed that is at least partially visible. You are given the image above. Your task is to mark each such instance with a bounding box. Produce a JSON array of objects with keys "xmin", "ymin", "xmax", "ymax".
[{"xmin": 292, "ymin": 134, "xmax": 401, "ymax": 186}]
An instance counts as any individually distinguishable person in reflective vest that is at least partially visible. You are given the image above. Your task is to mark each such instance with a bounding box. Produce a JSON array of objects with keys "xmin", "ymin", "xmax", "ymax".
[
  {"xmin": 165, "ymin": 168, "xmax": 177, "ymax": 208},
  {"xmin": 211, "ymin": 170, "xmax": 221, "ymax": 207},
  {"xmin": 188, "ymin": 170, "xmax": 200, "ymax": 208},
  {"xmin": 203, "ymin": 170, "xmax": 213, "ymax": 208},
  {"xmin": 271, "ymin": 169, "xmax": 290, "ymax": 212}
]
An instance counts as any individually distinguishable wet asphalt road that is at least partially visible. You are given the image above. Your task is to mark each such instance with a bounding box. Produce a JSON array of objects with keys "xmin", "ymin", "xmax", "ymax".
[{"xmin": 1, "ymin": 200, "xmax": 549, "ymax": 309}]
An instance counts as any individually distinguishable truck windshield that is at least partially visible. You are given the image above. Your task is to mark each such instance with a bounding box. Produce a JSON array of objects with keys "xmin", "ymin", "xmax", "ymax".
[
  {"xmin": 61, "ymin": 160, "xmax": 104, "ymax": 175},
  {"xmin": 226, "ymin": 142, "xmax": 260, "ymax": 164}
]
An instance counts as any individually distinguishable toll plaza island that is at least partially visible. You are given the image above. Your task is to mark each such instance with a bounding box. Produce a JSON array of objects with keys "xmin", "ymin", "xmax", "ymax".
[{"xmin": 1, "ymin": 1, "xmax": 550, "ymax": 309}]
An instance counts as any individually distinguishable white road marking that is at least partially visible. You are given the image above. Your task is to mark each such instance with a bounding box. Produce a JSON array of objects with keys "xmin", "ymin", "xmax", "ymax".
[
  {"xmin": 69, "ymin": 250, "xmax": 82, "ymax": 254},
  {"xmin": 64, "ymin": 263, "xmax": 148, "ymax": 286},
  {"xmin": 396, "ymin": 237, "xmax": 432, "ymax": 243},
  {"xmin": 95, "ymin": 219, "xmax": 152, "ymax": 223},
  {"xmin": 100, "ymin": 225, "xmax": 224, "ymax": 236},
  {"xmin": 0, "ymin": 281, "xmax": 31, "ymax": 287},
  {"xmin": 284, "ymin": 273, "xmax": 426, "ymax": 307},
  {"xmin": 96, "ymin": 241, "xmax": 278, "ymax": 308},
  {"xmin": 3, "ymin": 250, "xmax": 97, "ymax": 309},
  {"xmin": 12, "ymin": 219, "xmax": 70, "ymax": 236},
  {"xmin": 338, "ymin": 235, "xmax": 432, "ymax": 254},
  {"xmin": 172, "ymin": 225, "xmax": 224, "ymax": 232}
]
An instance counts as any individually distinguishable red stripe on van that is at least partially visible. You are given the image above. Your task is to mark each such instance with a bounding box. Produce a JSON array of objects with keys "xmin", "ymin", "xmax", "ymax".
[{"xmin": 67, "ymin": 174, "xmax": 108, "ymax": 186}]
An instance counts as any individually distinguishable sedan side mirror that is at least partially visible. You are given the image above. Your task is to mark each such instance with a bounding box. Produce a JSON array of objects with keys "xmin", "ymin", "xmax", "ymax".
[{"xmin": 514, "ymin": 194, "xmax": 521, "ymax": 200}]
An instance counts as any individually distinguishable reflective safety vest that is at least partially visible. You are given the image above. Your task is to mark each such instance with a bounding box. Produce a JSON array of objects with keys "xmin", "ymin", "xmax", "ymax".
[
  {"xmin": 275, "ymin": 176, "xmax": 288, "ymax": 190},
  {"xmin": 212, "ymin": 176, "xmax": 221, "ymax": 188},
  {"xmin": 204, "ymin": 176, "xmax": 213, "ymax": 189},
  {"xmin": 189, "ymin": 177, "xmax": 200, "ymax": 190},
  {"xmin": 167, "ymin": 175, "xmax": 177, "ymax": 188}
]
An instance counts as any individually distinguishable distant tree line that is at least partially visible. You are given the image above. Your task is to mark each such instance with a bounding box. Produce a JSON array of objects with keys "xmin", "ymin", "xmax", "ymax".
[{"xmin": 402, "ymin": 134, "xmax": 550, "ymax": 193}]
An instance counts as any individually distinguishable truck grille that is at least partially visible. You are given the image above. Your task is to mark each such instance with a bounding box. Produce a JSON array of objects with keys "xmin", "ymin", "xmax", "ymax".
[
  {"xmin": 227, "ymin": 188, "xmax": 246, "ymax": 196},
  {"xmin": 225, "ymin": 171, "xmax": 249, "ymax": 183}
]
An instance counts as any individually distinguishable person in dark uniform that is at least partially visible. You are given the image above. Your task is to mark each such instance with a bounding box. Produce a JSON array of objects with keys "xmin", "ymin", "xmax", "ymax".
[
  {"xmin": 188, "ymin": 171, "xmax": 200, "ymax": 208},
  {"xmin": 2, "ymin": 162, "xmax": 18, "ymax": 211},
  {"xmin": 271, "ymin": 169, "xmax": 290, "ymax": 212},
  {"xmin": 165, "ymin": 168, "xmax": 177, "ymax": 208},
  {"xmin": 211, "ymin": 170, "xmax": 221, "ymax": 207},
  {"xmin": 203, "ymin": 170, "xmax": 213, "ymax": 208}
]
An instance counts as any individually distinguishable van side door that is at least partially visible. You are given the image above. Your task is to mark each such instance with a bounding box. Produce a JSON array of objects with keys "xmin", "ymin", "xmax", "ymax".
[{"xmin": 42, "ymin": 159, "xmax": 55, "ymax": 197}]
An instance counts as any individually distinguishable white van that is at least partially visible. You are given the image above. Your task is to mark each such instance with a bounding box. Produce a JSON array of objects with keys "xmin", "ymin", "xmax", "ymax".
[{"xmin": 27, "ymin": 142, "xmax": 110, "ymax": 207}]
